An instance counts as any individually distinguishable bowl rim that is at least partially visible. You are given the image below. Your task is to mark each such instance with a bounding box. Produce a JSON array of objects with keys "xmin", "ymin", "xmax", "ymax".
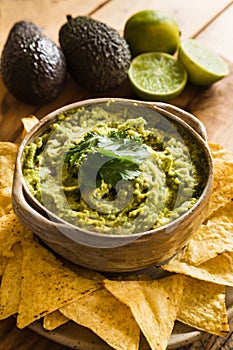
[{"xmin": 15, "ymin": 97, "xmax": 214, "ymax": 240}]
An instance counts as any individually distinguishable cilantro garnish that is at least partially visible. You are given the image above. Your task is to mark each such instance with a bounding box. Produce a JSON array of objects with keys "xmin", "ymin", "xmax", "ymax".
[{"xmin": 64, "ymin": 131, "xmax": 150, "ymax": 187}]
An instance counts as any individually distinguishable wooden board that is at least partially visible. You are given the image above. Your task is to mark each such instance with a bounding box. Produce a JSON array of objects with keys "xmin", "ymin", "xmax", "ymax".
[
  {"xmin": 188, "ymin": 62, "xmax": 233, "ymax": 151},
  {"xmin": 193, "ymin": 3, "xmax": 233, "ymax": 60},
  {"xmin": 94, "ymin": 0, "xmax": 232, "ymax": 37},
  {"xmin": 0, "ymin": 0, "xmax": 108, "ymax": 47}
]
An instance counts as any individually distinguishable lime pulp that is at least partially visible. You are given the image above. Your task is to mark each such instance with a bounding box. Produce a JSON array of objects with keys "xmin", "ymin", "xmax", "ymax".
[
  {"xmin": 128, "ymin": 52, "xmax": 188, "ymax": 101},
  {"xmin": 178, "ymin": 38, "xmax": 229, "ymax": 86}
]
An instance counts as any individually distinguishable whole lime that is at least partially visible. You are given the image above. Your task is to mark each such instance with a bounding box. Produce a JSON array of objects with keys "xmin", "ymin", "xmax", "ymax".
[{"xmin": 124, "ymin": 10, "xmax": 181, "ymax": 56}]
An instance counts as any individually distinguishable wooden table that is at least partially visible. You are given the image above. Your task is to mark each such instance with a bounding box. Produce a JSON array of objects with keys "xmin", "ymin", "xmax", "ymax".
[{"xmin": 0, "ymin": 1, "xmax": 233, "ymax": 349}]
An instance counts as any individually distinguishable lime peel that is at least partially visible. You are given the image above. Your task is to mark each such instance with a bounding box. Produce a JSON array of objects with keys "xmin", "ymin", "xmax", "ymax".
[
  {"xmin": 128, "ymin": 52, "xmax": 188, "ymax": 101},
  {"xmin": 178, "ymin": 38, "xmax": 229, "ymax": 86},
  {"xmin": 124, "ymin": 10, "xmax": 180, "ymax": 56}
]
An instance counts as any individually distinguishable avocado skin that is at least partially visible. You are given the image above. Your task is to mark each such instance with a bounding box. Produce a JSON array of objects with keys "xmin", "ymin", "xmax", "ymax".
[
  {"xmin": 59, "ymin": 16, "xmax": 131, "ymax": 92},
  {"xmin": 1, "ymin": 21, "xmax": 67, "ymax": 105}
]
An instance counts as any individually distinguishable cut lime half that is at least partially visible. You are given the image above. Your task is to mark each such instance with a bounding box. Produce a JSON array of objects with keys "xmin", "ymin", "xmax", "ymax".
[
  {"xmin": 178, "ymin": 38, "xmax": 229, "ymax": 86},
  {"xmin": 128, "ymin": 52, "xmax": 187, "ymax": 101}
]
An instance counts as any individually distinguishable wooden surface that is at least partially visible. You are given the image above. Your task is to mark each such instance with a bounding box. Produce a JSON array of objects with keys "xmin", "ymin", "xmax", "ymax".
[{"xmin": 0, "ymin": 1, "xmax": 233, "ymax": 349}]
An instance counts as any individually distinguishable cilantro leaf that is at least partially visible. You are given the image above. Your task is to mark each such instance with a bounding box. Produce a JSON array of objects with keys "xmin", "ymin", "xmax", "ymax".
[
  {"xmin": 64, "ymin": 130, "xmax": 151, "ymax": 187},
  {"xmin": 79, "ymin": 153, "xmax": 141, "ymax": 188},
  {"xmin": 96, "ymin": 135, "xmax": 150, "ymax": 163},
  {"xmin": 99, "ymin": 157, "xmax": 141, "ymax": 187},
  {"xmin": 64, "ymin": 132, "xmax": 99, "ymax": 167}
]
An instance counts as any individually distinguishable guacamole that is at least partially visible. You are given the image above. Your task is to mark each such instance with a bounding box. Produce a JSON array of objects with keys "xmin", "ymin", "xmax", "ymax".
[{"xmin": 22, "ymin": 101, "xmax": 208, "ymax": 235}]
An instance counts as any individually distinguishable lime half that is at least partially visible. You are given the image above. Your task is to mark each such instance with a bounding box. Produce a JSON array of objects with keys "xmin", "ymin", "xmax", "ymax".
[
  {"xmin": 128, "ymin": 52, "xmax": 187, "ymax": 101},
  {"xmin": 178, "ymin": 38, "xmax": 229, "ymax": 86}
]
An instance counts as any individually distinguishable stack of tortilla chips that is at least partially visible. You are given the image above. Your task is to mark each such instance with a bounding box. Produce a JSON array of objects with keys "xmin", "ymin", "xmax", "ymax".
[{"xmin": 0, "ymin": 135, "xmax": 233, "ymax": 350}]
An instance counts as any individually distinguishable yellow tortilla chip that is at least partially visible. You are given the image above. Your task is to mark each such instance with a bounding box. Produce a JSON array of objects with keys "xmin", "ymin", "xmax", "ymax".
[
  {"xmin": 209, "ymin": 143, "xmax": 233, "ymax": 162},
  {"xmin": 0, "ymin": 243, "xmax": 23, "ymax": 320},
  {"xmin": 0, "ymin": 187, "xmax": 13, "ymax": 217},
  {"xmin": 21, "ymin": 115, "xmax": 39, "ymax": 138},
  {"xmin": 17, "ymin": 239, "xmax": 101, "ymax": 329},
  {"xmin": 210, "ymin": 200, "xmax": 233, "ymax": 223},
  {"xmin": 177, "ymin": 276, "xmax": 229, "ymax": 336},
  {"xmin": 43, "ymin": 310, "xmax": 69, "ymax": 331},
  {"xmin": 60, "ymin": 287, "xmax": 140, "ymax": 350},
  {"xmin": 174, "ymin": 219, "xmax": 233, "ymax": 266},
  {"xmin": 105, "ymin": 274, "xmax": 184, "ymax": 350},
  {"xmin": 207, "ymin": 160, "xmax": 233, "ymax": 218},
  {"xmin": 0, "ymin": 210, "xmax": 33, "ymax": 257},
  {"xmin": 162, "ymin": 251, "xmax": 233, "ymax": 286},
  {"xmin": 0, "ymin": 142, "xmax": 18, "ymax": 190},
  {"xmin": 0, "ymin": 256, "xmax": 8, "ymax": 277},
  {"xmin": 65, "ymin": 261, "xmax": 104, "ymax": 282}
]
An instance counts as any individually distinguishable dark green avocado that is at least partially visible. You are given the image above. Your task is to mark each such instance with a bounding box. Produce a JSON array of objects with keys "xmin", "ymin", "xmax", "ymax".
[
  {"xmin": 59, "ymin": 15, "xmax": 131, "ymax": 92},
  {"xmin": 1, "ymin": 21, "xmax": 67, "ymax": 105}
]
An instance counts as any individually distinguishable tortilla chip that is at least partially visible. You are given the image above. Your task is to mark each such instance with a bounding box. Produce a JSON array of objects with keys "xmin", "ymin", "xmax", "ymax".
[
  {"xmin": 21, "ymin": 115, "xmax": 39, "ymax": 138},
  {"xmin": 210, "ymin": 200, "xmax": 233, "ymax": 223},
  {"xmin": 43, "ymin": 310, "xmax": 69, "ymax": 331},
  {"xmin": 209, "ymin": 143, "xmax": 233, "ymax": 162},
  {"xmin": 17, "ymin": 239, "xmax": 101, "ymax": 329},
  {"xmin": 64, "ymin": 261, "xmax": 104, "ymax": 282},
  {"xmin": 0, "ymin": 243, "xmax": 23, "ymax": 320},
  {"xmin": 105, "ymin": 274, "xmax": 184, "ymax": 350},
  {"xmin": 60, "ymin": 287, "xmax": 140, "ymax": 350},
  {"xmin": 177, "ymin": 276, "xmax": 229, "ymax": 336},
  {"xmin": 0, "ymin": 256, "xmax": 8, "ymax": 277},
  {"xmin": 0, "ymin": 142, "xmax": 18, "ymax": 190},
  {"xmin": 174, "ymin": 220, "xmax": 233, "ymax": 266},
  {"xmin": 162, "ymin": 251, "xmax": 233, "ymax": 286},
  {"xmin": 0, "ymin": 210, "xmax": 33, "ymax": 257},
  {"xmin": 56, "ymin": 269, "xmax": 149, "ymax": 336},
  {"xmin": 207, "ymin": 160, "xmax": 233, "ymax": 218},
  {"xmin": 0, "ymin": 187, "xmax": 13, "ymax": 217}
]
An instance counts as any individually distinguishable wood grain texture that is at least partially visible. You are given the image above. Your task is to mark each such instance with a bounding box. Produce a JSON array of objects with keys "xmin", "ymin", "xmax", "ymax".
[
  {"xmin": 0, "ymin": 0, "xmax": 108, "ymax": 47},
  {"xmin": 192, "ymin": 3, "xmax": 233, "ymax": 61},
  {"xmin": 0, "ymin": 318, "xmax": 70, "ymax": 350},
  {"xmin": 179, "ymin": 317, "xmax": 233, "ymax": 350},
  {"xmin": 93, "ymin": 0, "xmax": 233, "ymax": 36},
  {"xmin": 188, "ymin": 63, "xmax": 233, "ymax": 151}
]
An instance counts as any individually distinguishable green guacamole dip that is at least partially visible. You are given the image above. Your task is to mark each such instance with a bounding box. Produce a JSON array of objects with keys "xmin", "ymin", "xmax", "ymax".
[{"xmin": 22, "ymin": 101, "xmax": 208, "ymax": 235}]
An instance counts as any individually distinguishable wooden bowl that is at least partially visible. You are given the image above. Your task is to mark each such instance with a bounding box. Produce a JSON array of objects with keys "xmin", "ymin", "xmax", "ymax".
[{"xmin": 12, "ymin": 98, "xmax": 213, "ymax": 272}]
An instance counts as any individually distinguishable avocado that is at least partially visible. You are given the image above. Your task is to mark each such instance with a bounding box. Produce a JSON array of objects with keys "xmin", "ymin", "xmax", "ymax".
[
  {"xmin": 59, "ymin": 16, "xmax": 131, "ymax": 92},
  {"xmin": 1, "ymin": 21, "xmax": 67, "ymax": 105}
]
